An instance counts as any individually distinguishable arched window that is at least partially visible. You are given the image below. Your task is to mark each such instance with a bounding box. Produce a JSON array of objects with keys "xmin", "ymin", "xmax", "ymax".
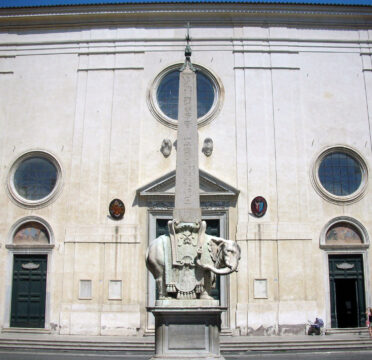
[
  {"xmin": 320, "ymin": 217, "xmax": 369, "ymax": 249},
  {"xmin": 13, "ymin": 221, "xmax": 50, "ymax": 245},
  {"xmin": 6, "ymin": 216, "xmax": 54, "ymax": 250},
  {"xmin": 325, "ymin": 222, "xmax": 363, "ymax": 246}
]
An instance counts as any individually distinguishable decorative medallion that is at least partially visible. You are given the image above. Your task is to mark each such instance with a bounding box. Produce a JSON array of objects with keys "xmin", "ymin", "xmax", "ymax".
[
  {"xmin": 336, "ymin": 262, "xmax": 355, "ymax": 270},
  {"xmin": 109, "ymin": 199, "xmax": 125, "ymax": 220},
  {"xmin": 22, "ymin": 262, "xmax": 40, "ymax": 270},
  {"xmin": 251, "ymin": 196, "xmax": 267, "ymax": 218},
  {"xmin": 202, "ymin": 138, "xmax": 213, "ymax": 157},
  {"xmin": 160, "ymin": 139, "xmax": 172, "ymax": 158}
]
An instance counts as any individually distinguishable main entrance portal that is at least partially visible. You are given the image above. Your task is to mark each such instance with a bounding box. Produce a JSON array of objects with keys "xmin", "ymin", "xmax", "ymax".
[
  {"xmin": 11, "ymin": 254, "xmax": 47, "ymax": 328},
  {"xmin": 329, "ymin": 254, "xmax": 366, "ymax": 328}
]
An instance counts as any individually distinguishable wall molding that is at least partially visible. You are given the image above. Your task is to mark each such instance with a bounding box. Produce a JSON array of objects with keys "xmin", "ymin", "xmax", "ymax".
[
  {"xmin": 0, "ymin": 3, "xmax": 371, "ymax": 29},
  {"xmin": 234, "ymin": 66, "xmax": 300, "ymax": 70},
  {"xmin": 78, "ymin": 67, "xmax": 144, "ymax": 71}
]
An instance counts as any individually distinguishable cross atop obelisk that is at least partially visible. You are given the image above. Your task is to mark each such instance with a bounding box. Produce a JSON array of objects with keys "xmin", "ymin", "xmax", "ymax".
[{"xmin": 173, "ymin": 24, "xmax": 201, "ymax": 223}]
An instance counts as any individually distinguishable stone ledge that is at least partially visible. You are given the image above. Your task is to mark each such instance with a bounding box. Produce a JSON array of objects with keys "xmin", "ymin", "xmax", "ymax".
[{"xmin": 155, "ymin": 299, "xmax": 220, "ymax": 307}]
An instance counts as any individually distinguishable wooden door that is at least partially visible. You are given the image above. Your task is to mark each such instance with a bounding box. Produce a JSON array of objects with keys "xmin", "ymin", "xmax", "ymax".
[{"xmin": 11, "ymin": 255, "xmax": 47, "ymax": 328}]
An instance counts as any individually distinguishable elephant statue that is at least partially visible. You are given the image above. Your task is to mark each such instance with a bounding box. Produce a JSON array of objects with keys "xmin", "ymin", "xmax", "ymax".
[{"xmin": 146, "ymin": 220, "xmax": 241, "ymax": 300}]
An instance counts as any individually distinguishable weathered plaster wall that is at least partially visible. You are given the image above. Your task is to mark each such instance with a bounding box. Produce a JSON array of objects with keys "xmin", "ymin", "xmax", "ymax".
[{"xmin": 0, "ymin": 20, "xmax": 371, "ymax": 335}]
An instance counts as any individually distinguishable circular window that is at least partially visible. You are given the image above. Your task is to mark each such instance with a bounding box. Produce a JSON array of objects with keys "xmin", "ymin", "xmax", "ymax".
[
  {"xmin": 157, "ymin": 70, "xmax": 215, "ymax": 120},
  {"xmin": 312, "ymin": 147, "xmax": 368, "ymax": 204},
  {"xmin": 318, "ymin": 152, "xmax": 362, "ymax": 196},
  {"xmin": 8, "ymin": 151, "xmax": 62, "ymax": 208},
  {"xmin": 148, "ymin": 63, "xmax": 223, "ymax": 129},
  {"xmin": 14, "ymin": 157, "xmax": 57, "ymax": 200}
]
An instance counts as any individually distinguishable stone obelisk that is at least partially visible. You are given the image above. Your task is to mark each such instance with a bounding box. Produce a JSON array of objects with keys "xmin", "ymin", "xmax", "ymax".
[
  {"xmin": 146, "ymin": 28, "xmax": 228, "ymax": 360},
  {"xmin": 173, "ymin": 44, "xmax": 201, "ymax": 223}
]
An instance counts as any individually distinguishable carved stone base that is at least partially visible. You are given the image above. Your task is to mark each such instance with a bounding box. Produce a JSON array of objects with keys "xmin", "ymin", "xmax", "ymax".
[{"xmin": 148, "ymin": 305, "xmax": 226, "ymax": 360}]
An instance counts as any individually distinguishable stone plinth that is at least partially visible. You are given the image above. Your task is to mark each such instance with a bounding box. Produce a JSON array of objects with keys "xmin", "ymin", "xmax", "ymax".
[{"xmin": 148, "ymin": 302, "xmax": 226, "ymax": 360}]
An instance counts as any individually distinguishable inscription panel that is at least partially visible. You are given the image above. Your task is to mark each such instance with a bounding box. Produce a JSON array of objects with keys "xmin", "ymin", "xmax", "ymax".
[{"xmin": 168, "ymin": 324, "xmax": 206, "ymax": 350}]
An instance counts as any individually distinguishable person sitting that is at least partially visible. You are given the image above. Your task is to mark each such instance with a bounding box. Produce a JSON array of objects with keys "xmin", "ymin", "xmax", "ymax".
[{"xmin": 308, "ymin": 317, "xmax": 324, "ymax": 335}]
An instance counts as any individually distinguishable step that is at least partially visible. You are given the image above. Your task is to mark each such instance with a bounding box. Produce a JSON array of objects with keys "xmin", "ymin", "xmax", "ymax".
[
  {"xmin": 1, "ymin": 342, "xmax": 371, "ymax": 354},
  {"xmin": 0, "ymin": 340, "xmax": 154, "ymax": 348},
  {"xmin": 0, "ymin": 346, "xmax": 153, "ymax": 353},
  {"xmin": 0, "ymin": 337, "xmax": 371, "ymax": 354},
  {"xmin": 0, "ymin": 343, "xmax": 154, "ymax": 352},
  {"xmin": 1, "ymin": 332, "xmax": 371, "ymax": 355},
  {"xmin": 2, "ymin": 328, "xmax": 51, "ymax": 334},
  {"xmin": 0, "ymin": 338, "xmax": 155, "ymax": 347},
  {"xmin": 222, "ymin": 345, "xmax": 372, "ymax": 353},
  {"xmin": 0, "ymin": 336, "xmax": 369, "ymax": 346},
  {"xmin": 326, "ymin": 327, "xmax": 368, "ymax": 335},
  {"xmin": 222, "ymin": 338, "xmax": 371, "ymax": 346}
]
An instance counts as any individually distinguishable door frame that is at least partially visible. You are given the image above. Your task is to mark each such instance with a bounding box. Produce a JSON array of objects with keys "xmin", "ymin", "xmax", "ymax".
[
  {"xmin": 4, "ymin": 249, "xmax": 53, "ymax": 330},
  {"xmin": 146, "ymin": 209, "xmax": 229, "ymax": 332},
  {"xmin": 323, "ymin": 249, "xmax": 370, "ymax": 329},
  {"xmin": 3, "ymin": 216, "xmax": 54, "ymax": 330},
  {"xmin": 10, "ymin": 254, "xmax": 48, "ymax": 328}
]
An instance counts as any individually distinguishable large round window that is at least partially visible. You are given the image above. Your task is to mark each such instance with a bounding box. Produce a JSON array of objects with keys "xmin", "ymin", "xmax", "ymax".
[
  {"xmin": 318, "ymin": 152, "xmax": 362, "ymax": 196},
  {"xmin": 312, "ymin": 147, "xmax": 368, "ymax": 204},
  {"xmin": 148, "ymin": 63, "xmax": 223, "ymax": 129},
  {"xmin": 8, "ymin": 151, "xmax": 62, "ymax": 208},
  {"xmin": 157, "ymin": 70, "xmax": 215, "ymax": 120},
  {"xmin": 14, "ymin": 157, "xmax": 57, "ymax": 200}
]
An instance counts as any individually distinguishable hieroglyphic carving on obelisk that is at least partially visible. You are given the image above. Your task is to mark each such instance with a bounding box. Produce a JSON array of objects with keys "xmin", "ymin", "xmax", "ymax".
[{"xmin": 173, "ymin": 38, "xmax": 201, "ymax": 224}]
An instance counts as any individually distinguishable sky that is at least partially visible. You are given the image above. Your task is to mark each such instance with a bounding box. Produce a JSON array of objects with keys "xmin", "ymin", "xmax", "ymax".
[{"xmin": 0, "ymin": 0, "xmax": 372, "ymax": 8}]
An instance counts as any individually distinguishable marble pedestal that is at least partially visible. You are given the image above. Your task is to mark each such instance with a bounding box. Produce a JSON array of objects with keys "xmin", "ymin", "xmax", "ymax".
[{"xmin": 148, "ymin": 300, "xmax": 226, "ymax": 360}]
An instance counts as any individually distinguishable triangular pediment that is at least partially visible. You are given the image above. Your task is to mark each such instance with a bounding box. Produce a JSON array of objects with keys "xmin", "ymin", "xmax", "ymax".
[{"xmin": 137, "ymin": 169, "xmax": 239, "ymax": 202}]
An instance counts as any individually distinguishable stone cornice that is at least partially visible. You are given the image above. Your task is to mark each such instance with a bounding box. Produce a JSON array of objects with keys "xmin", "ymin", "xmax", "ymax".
[{"xmin": 0, "ymin": 3, "xmax": 372, "ymax": 29}]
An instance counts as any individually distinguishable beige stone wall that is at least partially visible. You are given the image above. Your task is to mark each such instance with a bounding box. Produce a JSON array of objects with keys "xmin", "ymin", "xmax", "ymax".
[{"xmin": 0, "ymin": 8, "xmax": 371, "ymax": 335}]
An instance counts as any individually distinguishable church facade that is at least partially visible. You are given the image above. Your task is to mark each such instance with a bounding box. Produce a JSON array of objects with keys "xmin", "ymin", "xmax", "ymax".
[{"xmin": 0, "ymin": 0, "xmax": 372, "ymax": 336}]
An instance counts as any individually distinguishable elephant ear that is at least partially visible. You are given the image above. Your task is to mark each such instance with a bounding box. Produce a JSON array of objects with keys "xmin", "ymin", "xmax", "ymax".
[
  {"xmin": 210, "ymin": 237, "xmax": 227, "ymax": 246},
  {"xmin": 209, "ymin": 237, "xmax": 224, "ymax": 258}
]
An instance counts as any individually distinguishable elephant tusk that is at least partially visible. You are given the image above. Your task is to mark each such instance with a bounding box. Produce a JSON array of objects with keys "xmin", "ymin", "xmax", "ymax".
[{"xmin": 196, "ymin": 258, "xmax": 237, "ymax": 275}]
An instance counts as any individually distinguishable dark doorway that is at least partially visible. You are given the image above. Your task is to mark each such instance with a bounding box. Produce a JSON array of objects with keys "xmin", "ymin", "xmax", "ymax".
[
  {"xmin": 156, "ymin": 218, "xmax": 221, "ymax": 301},
  {"xmin": 334, "ymin": 279, "xmax": 358, "ymax": 328},
  {"xmin": 11, "ymin": 255, "xmax": 47, "ymax": 328},
  {"xmin": 329, "ymin": 254, "xmax": 366, "ymax": 328}
]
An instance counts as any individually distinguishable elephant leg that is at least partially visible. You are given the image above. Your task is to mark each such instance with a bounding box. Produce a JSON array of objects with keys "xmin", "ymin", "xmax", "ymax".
[
  {"xmin": 156, "ymin": 277, "xmax": 166, "ymax": 299},
  {"xmin": 200, "ymin": 271, "xmax": 214, "ymax": 300}
]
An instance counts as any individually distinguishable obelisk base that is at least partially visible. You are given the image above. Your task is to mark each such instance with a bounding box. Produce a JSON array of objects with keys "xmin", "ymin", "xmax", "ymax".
[{"xmin": 148, "ymin": 304, "xmax": 226, "ymax": 360}]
